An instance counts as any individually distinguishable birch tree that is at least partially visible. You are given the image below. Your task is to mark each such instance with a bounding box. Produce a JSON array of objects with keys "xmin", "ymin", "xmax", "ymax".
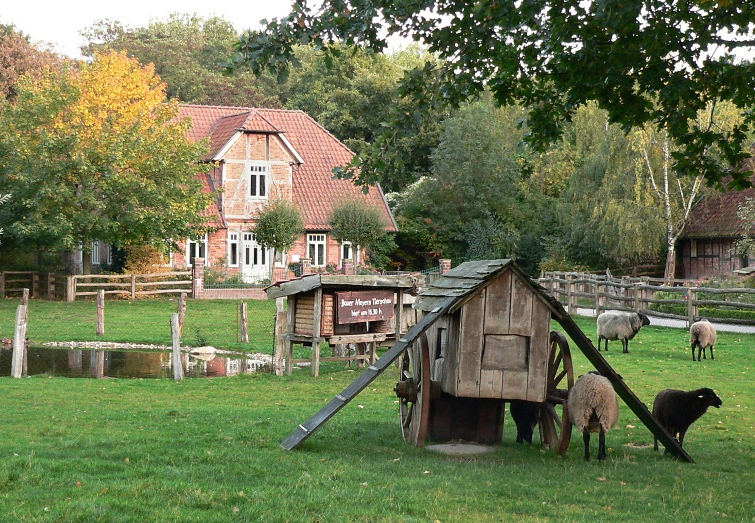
[
  {"xmin": 632, "ymin": 127, "xmax": 704, "ymax": 280},
  {"xmin": 631, "ymin": 100, "xmax": 744, "ymax": 279}
]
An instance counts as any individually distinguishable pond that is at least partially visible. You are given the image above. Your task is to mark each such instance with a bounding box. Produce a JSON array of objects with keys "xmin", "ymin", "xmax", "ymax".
[{"xmin": 0, "ymin": 345, "xmax": 273, "ymax": 379}]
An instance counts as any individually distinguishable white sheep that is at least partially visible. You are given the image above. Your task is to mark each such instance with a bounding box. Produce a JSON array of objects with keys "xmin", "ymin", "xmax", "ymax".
[
  {"xmin": 596, "ymin": 311, "xmax": 650, "ymax": 353},
  {"xmin": 567, "ymin": 372, "xmax": 619, "ymax": 461},
  {"xmin": 689, "ymin": 319, "xmax": 717, "ymax": 362}
]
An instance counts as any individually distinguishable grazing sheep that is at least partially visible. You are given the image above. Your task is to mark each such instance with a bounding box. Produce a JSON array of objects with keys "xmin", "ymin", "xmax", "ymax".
[
  {"xmin": 652, "ymin": 388, "xmax": 722, "ymax": 451},
  {"xmin": 567, "ymin": 372, "xmax": 619, "ymax": 461},
  {"xmin": 596, "ymin": 311, "xmax": 650, "ymax": 353},
  {"xmin": 690, "ymin": 319, "xmax": 717, "ymax": 362},
  {"xmin": 509, "ymin": 400, "xmax": 540, "ymax": 444}
]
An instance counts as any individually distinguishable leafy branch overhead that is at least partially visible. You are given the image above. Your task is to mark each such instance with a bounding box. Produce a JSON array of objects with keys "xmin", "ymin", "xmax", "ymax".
[{"xmin": 228, "ymin": 0, "xmax": 755, "ymax": 189}]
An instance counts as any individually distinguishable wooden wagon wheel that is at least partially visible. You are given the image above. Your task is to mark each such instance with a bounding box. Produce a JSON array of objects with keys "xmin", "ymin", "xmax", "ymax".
[
  {"xmin": 538, "ymin": 331, "xmax": 574, "ymax": 455},
  {"xmin": 394, "ymin": 333, "xmax": 431, "ymax": 446}
]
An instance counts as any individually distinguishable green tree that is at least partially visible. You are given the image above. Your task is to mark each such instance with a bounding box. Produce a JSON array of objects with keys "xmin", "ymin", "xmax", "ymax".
[
  {"xmin": 0, "ymin": 192, "xmax": 9, "ymax": 244},
  {"xmin": 278, "ymin": 44, "xmax": 446, "ymax": 192},
  {"xmin": 253, "ymin": 199, "xmax": 304, "ymax": 258},
  {"xmin": 229, "ymin": 0, "xmax": 755, "ymax": 189},
  {"xmin": 538, "ymin": 103, "xmax": 643, "ymax": 270},
  {"xmin": 392, "ymin": 100, "xmax": 534, "ymax": 268},
  {"xmin": 82, "ymin": 14, "xmax": 280, "ymax": 108},
  {"xmin": 0, "ymin": 51, "xmax": 213, "ymax": 271},
  {"xmin": 328, "ymin": 199, "xmax": 393, "ymax": 268}
]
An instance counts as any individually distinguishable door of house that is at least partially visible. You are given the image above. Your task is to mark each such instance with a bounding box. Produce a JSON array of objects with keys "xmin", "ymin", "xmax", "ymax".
[{"xmin": 241, "ymin": 233, "xmax": 269, "ymax": 283}]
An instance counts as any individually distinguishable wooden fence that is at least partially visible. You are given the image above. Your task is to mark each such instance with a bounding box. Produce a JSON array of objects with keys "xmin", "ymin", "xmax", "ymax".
[
  {"xmin": 65, "ymin": 272, "xmax": 192, "ymax": 301},
  {"xmin": 539, "ymin": 271, "xmax": 755, "ymax": 326}
]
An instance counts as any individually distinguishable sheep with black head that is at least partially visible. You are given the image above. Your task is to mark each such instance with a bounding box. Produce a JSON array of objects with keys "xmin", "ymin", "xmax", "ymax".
[{"xmin": 652, "ymin": 387, "xmax": 722, "ymax": 451}]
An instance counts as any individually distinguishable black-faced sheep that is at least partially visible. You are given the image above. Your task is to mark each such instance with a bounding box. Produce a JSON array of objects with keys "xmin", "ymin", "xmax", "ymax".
[
  {"xmin": 567, "ymin": 372, "xmax": 619, "ymax": 461},
  {"xmin": 509, "ymin": 400, "xmax": 540, "ymax": 444},
  {"xmin": 596, "ymin": 311, "xmax": 650, "ymax": 353},
  {"xmin": 652, "ymin": 387, "xmax": 722, "ymax": 451},
  {"xmin": 690, "ymin": 319, "xmax": 717, "ymax": 362}
]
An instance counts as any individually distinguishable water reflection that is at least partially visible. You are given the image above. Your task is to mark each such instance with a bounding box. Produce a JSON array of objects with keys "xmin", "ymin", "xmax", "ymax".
[{"xmin": 0, "ymin": 346, "xmax": 272, "ymax": 379}]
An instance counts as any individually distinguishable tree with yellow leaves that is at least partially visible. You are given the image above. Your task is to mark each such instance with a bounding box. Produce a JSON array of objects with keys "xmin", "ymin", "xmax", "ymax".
[{"xmin": 0, "ymin": 51, "xmax": 212, "ymax": 271}]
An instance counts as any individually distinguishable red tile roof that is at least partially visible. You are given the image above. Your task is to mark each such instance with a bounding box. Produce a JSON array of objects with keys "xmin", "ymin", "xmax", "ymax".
[
  {"xmin": 684, "ymin": 187, "xmax": 755, "ymax": 238},
  {"xmin": 178, "ymin": 104, "xmax": 396, "ymax": 232}
]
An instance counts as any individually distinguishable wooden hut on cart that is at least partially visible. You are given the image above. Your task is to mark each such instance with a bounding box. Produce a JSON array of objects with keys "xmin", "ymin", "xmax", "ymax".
[{"xmin": 280, "ymin": 259, "xmax": 693, "ymax": 462}]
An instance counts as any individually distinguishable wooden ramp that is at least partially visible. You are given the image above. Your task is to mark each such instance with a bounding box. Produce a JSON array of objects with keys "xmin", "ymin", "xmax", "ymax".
[{"xmin": 280, "ymin": 297, "xmax": 456, "ymax": 451}]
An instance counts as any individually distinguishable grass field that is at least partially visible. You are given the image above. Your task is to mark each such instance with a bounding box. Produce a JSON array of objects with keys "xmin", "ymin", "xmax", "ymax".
[
  {"xmin": 0, "ymin": 298, "xmax": 277, "ymax": 354},
  {"xmin": 0, "ymin": 306, "xmax": 753, "ymax": 522}
]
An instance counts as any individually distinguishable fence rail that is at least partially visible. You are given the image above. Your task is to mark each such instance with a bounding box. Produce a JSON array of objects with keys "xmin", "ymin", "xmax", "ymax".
[
  {"xmin": 66, "ymin": 272, "xmax": 192, "ymax": 301},
  {"xmin": 539, "ymin": 271, "xmax": 755, "ymax": 326}
]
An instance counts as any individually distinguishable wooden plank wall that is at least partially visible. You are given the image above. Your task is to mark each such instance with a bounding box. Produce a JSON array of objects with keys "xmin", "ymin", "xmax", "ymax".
[
  {"xmin": 294, "ymin": 294, "xmax": 315, "ymax": 334},
  {"xmin": 445, "ymin": 268, "xmax": 550, "ymax": 402}
]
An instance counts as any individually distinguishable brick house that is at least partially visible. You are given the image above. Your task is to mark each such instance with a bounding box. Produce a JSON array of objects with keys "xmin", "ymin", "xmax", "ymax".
[
  {"xmin": 169, "ymin": 104, "xmax": 397, "ymax": 282},
  {"xmin": 678, "ymin": 187, "xmax": 755, "ymax": 279}
]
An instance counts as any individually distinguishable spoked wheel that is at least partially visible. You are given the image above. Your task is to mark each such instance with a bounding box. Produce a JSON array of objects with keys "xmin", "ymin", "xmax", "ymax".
[
  {"xmin": 538, "ymin": 331, "xmax": 574, "ymax": 455},
  {"xmin": 394, "ymin": 333, "xmax": 431, "ymax": 446}
]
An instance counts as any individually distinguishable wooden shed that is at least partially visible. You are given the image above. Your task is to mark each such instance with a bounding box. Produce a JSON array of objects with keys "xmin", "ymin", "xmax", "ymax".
[
  {"xmin": 265, "ymin": 273, "xmax": 417, "ymax": 376},
  {"xmin": 280, "ymin": 260, "xmax": 694, "ymax": 463},
  {"xmin": 401, "ymin": 259, "xmax": 563, "ymax": 446}
]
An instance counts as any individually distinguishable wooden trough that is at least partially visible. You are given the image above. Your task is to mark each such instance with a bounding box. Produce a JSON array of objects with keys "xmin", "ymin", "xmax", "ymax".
[{"xmin": 280, "ymin": 259, "xmax": 693, "ymax": 462}]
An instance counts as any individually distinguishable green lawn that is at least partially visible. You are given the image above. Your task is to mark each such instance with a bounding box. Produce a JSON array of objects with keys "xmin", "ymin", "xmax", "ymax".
[
  {"xmin": 0, "ymin": 310, "xmax": 752, "ymax": 522},
  {"xmin": 0, "ymin": 298, "xmax": 277, "ymax": 354}
]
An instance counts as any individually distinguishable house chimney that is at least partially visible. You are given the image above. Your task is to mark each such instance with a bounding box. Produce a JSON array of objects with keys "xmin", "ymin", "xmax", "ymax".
[{"xmin": 439, "ymin": 259, "xmax": 452, "ymax": 275}]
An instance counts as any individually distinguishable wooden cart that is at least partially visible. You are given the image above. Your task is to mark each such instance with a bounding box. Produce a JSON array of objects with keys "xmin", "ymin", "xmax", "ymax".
[
  {"xmin": 281, "ymin": 260, "xmax": 694, "ymax": 462},
  {"xmin": 394, "ymin": 260, "xmax": 573, "ymax": 451}
]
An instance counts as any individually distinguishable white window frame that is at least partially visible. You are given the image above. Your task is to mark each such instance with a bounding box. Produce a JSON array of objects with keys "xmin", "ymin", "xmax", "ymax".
[
  {"xmin": 340, "ymin": 241, "xmax": 360, "ymax": 265},
  {"xmin": 248, "ymin": 161, "xmax": 269, "ymax": 200},
  {"xmin": 107, "ymin": 246, "xmax": 113, "ymax": 266},
  {"xmin": 307, "ymin": 234, "xmax": 327, "ymax": 267},
  {"xmin": 228, "ymin": 232, "xmax": 240, "ymax": 267},
  {"xmin": 91, "ymin": 241, "xmax": 101, "ymax": 265},
  {"xmin": 274, "ymin": 249, "xmax": 286, "ymax": 268},
  {"xmin": 186, "ymin": 235, "xmax": 208, "ymax": 267}
]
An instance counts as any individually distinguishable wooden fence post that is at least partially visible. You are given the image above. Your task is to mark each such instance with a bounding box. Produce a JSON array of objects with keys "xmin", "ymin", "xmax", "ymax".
[
  {"xmin": 177, "ymin": 292, "xmax": 187, "ymax": 338},
  {"xmin": 566, "ymin": 275, "xmax": 574, "ymax": 313},
  {"xmin": 96, "ymin": 289, "xmax": 105, "ymax": 336},
  {"xmin": 130, "ymin": 274, "xmax": 137, "ymax": 299},
  {"xmin": 285, "ymin": 296, "xmax": 296, "ymax": 376},
  {"xmin": 311, "ymin": 288, "xmax": 322, "ymax": 377},
  {"xmin": 66, "ymin": 275, "xmax": 75, "ymax": 302},
  {"xmin": 274, "ymin": 298, "xmax": 287, "ymax": 376},
  {"xmin": 0, "ymin": 271, "xmax": 5, "ymax": 298},
  {"xmin": 595, "ymin": 283, "xmax": 602, "ymax": 317},
  {"xmin": 11, "ymin": 304, "xmax": 28, "ymax": 378},
  {"xmin": 240, "ymin": 302, "xmax": 249, "ymax": 343},
  {"xmin": 687, "ymin": 287, "xmax": 698, "ymax": 328},
  {"xmin": 32, "ymin": 273, "xmax": 39, "ymax": 298},
  {"xmin": 171, "ymin": 313, "xmax": 183, "ymax": 381},
  {"xmin": 634, "ymin": 283, "xmax": 642, "ymax": 312}
]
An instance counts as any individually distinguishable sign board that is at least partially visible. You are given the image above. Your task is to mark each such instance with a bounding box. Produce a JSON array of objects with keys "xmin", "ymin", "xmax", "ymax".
[{"xmin": 336, "ymin": 290, "xmax": 394, "ymax": 324}]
